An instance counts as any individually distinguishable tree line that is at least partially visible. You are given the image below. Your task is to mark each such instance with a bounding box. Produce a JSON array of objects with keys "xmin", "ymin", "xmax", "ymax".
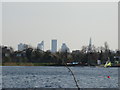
[{"xmin": 1, "ymin": 42, "xmax": 120, "ymax": 66}]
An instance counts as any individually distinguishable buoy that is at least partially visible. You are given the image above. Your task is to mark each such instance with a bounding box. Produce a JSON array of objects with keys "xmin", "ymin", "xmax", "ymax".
[{"xmin": 107, "ymin": 76, "xmax": 110, "ymax": 78}]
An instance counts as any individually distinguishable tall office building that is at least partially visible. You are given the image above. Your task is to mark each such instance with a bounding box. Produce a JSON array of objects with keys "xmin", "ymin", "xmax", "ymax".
[
  {"xmin": 18, "ymin": 43, "xmax": 28, "ymax": 51},
  {"xmin": 61, "ymin": 43, "xmax": 69, "ymax": 52},
  {"xmin": 51, "ymin": 39, "xmax": 57, "ymax": 53},
  {"xmin": 37, "ymin": 41, "xmax": 44, "ymax": 51}
]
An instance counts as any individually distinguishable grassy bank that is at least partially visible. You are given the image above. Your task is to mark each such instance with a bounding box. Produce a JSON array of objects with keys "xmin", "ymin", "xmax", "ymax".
[{"xmin": 2, "ymin": 62, "xmax": 61, "ymax": 66}]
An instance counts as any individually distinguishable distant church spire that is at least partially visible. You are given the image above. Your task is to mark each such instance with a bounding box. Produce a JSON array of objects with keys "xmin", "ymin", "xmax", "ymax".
[{"xmin": 88, "ymin": 37, "xmax": 92, "ymax": 52}]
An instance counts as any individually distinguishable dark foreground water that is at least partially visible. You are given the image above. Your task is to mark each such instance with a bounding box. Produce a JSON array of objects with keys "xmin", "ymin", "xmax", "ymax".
[{"xmin": 2, "ymin": 66, "xmax": 119, "ymax": 88}]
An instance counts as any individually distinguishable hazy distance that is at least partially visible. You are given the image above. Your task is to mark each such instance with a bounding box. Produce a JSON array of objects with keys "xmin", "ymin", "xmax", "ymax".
[{"xmin": 2, "ymin": 2, "xmax": 118, "ymax": 51}]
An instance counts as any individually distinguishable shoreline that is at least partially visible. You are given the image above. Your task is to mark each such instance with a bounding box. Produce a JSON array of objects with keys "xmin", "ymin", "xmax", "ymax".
[{"xmin": 2, "ymin": 62, "xmax": 120, "ymax": 67}]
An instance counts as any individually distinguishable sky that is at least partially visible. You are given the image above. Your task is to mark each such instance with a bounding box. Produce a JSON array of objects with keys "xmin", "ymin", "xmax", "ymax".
[{"xmin": 2, "ymin": 2, "xmax": 118, "ymax": 51}]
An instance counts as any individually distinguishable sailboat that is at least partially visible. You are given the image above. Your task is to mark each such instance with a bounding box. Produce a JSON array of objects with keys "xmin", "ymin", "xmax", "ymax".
[{"xmin": 104, "ymin": 61, "xmax": 112, "ymax": 68}]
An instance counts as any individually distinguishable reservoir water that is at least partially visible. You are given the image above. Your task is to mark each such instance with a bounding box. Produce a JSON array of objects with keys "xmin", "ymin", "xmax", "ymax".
[{"xmin": 2, "ymin": 66, "xmax": 119, "ymax": 88}]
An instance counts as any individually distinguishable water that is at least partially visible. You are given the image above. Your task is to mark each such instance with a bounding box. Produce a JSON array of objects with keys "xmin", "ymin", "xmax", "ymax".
[{"xmin": 2, "ymin": 66, "xmax": 119, "ymax": 88}]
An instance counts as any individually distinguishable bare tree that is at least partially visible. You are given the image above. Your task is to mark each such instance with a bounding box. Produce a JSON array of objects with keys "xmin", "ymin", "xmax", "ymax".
[{"xmin": 104, "ymin": 42, "xmax": 109, "ymax": 51}]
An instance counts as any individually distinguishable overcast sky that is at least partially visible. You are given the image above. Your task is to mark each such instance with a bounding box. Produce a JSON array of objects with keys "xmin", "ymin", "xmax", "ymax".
[{"xmin": 2, "ymin": 2, "xmax": 118, "ymax": 51}]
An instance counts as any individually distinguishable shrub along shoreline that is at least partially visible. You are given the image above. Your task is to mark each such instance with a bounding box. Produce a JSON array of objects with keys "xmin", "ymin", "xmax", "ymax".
[{"xmin": 2, "ymin": 62, "xmax": 63, "ymax": 66}]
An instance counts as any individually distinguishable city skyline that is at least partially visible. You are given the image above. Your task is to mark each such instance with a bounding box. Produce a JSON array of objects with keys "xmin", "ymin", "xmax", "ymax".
[
  {"xmin": 2, "ymin": 2, "xmax": 118, "ymax": 51},
  {"xmin": 3, "ymin": 37, "xmax": 118, "ymax": 51},
  {"xmin": 7, "ymin": 38, "xmax": 118, "ymax": 52}
]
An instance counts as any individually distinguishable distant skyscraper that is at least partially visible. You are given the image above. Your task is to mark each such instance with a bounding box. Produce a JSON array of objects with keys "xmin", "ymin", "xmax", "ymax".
[
  {"xmin": 88, "ymin": 38, "xmax": 92, "ymax": 52},
  {"xmin": 61, "ymin": 43, "xmax": 69, "ymax": 52},
  {"xmin": 18, "ymin": 43, "xmax": 28, "ymax": 51},
  {"xmin": 51, "ymin": 39, "xmax": 57, "ymax": 53},
  {"xmin": 37, "ymin": 41, "xmax": 44, "ymax": 51}
]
